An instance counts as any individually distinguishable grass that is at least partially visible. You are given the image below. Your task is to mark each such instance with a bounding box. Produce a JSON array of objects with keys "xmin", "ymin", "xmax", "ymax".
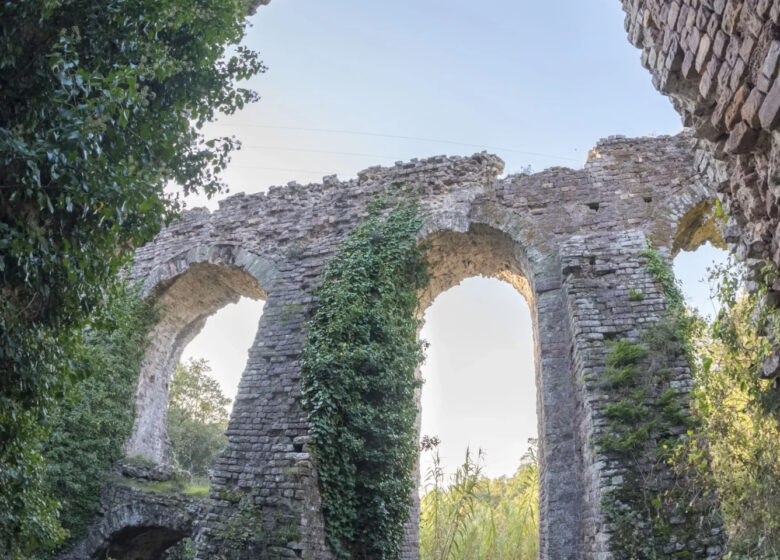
[{"xmin": 111, "ymin": 475, "xmax": 211, "ymax": 498}]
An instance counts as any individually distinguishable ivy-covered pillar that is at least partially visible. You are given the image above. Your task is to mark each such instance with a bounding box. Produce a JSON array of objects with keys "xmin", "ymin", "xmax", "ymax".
[{"xmin": 561, "ymin": 230, "xmax": 724, "ymax": 560}]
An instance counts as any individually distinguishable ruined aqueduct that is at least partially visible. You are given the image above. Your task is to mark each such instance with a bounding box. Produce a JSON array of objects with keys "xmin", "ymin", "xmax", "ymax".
[{"xmin": 63, "ymin": 1, "xmax": 780, "ymax": 559}]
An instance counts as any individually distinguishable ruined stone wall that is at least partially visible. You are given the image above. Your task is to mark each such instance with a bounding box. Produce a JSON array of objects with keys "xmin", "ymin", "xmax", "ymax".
[
  {"xmin": 620, "ymin": 0, "xmax": 780, "ymax": 382},
  {"xmin": 57, "ymin": 484, "xmax": 202, "ymax": 560},
  {"xmin": 106, "ymin": 131, "xmax": 726, "ymax": 559}
]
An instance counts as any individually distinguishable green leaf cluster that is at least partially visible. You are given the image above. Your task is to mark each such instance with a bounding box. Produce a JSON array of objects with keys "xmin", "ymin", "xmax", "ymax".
[
  {"xmin": 689, "ymin": 258, "xmax": 780, "ymax": 558},
  {"xmin": 168, "ymin": 359, "xmax": 230, "ymax": 478},
  {"xmin": 0, "ymin": 0, "xmax": 263, "ymax": 551},
  {"xmin": 34, "ymin": 282, "xmax": 155, "ymax": 556},
  {"xmin": 301, "ymin": 203, "xmax": 429, "ymax": 559}
]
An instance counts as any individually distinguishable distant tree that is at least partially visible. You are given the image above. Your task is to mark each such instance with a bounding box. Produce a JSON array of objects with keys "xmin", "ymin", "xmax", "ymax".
[
  {"xmin": 168, "ymin": 359, "xmax": 230, "ymax": 477},
  {"xmin": 0, "ymin": 0, "xmax": 263, "ymax": 552}
]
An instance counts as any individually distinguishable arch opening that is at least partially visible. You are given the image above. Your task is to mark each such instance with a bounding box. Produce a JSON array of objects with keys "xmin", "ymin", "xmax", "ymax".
[
  {"xmin": 124, "ymin": 256, "xmax": 269, "ymax": 476},
  {"xmin": 670, "ymin": 198, "xmax": 731, "ymax": 319},
  {"xmin": 410, "ymin": 225, "xmax": 544, "ymax": 558},
  {"xmin": 671, "ymin": 199, "xmax": 726, "ymax": 256},
  {"xmin": 94, "ymin": 526, "xmax": 187, "ymax": 560},
  {"xmin": 170, "ymin": 296, "xmax": 265, "ymax": 483},
  {"xmin": 418, "ymin": 275, "xmax": 538, "ymax": 558}
]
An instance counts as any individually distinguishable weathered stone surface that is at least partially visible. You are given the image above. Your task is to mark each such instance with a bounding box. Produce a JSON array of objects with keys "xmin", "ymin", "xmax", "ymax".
[
  {"xmin": 726, "ymin": 121, "xmax": 759, "ymax": 153},
  {"xmin": 114, "ymin": 131, "xmax": 725, "ymax": 560},
  {"xmin": 57, "ymin": 484, "xmax": 202, "ymax": 560},
  {"xmin": 620, "ymin": 0, "xmax": 780, "ymax": 284}
]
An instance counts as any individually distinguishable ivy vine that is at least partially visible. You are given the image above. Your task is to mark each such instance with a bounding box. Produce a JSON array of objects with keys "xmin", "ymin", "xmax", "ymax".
[{"xmin": 301, "ymin": 202, "xmax": 429, "ymax": 559}]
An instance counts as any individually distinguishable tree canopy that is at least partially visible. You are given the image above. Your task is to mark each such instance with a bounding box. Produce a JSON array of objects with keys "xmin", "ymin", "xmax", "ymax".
[
  {"xmin": 0, "ymin": 0, "xmax": 263, "ymax": 553},
  {"xmin": 168, "ymin": 359, "xmax": 231, "ymax": 477}
]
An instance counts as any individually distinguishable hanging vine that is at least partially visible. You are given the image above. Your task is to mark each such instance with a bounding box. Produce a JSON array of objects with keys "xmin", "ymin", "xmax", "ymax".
[{"xmin": 301, "ymin": 201, "xmax": 429, "ymax": 559}]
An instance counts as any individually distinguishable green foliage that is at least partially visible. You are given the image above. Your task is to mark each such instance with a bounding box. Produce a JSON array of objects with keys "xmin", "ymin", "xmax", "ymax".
[
  {"xmin": 114, "ymin": 476, "xmax": 210, "ymax": 499},
  {"xmin": 168, "ymin": 359, "xmax": 230, "ymax": 477},
  {"xmin": 301, "ymin": 203, "xmax": 429, "ymax": 559},
  {"xmin": 639, "ymin": 246, "xmax": 685, "ymax": 308},
  {"xmin": 0, "ymin": 0, "xmax": 263, "ymax": 551},
  {"xmin": 419, "ymin": 440, "xmax": 538, "ymax": 560},
  {"xmin": 165, "ymin": 538, "xmax": 196, "ymax": 560},
  {"xmin": 36, "ymin": 282, "xmax": 156, "ymax": 553},
  {"xmin": 629, "ymin": 287, "xmax": 645, "ymax": 301},
  {"xmin": 0, "ymin": 425, "xmax": 64, "ymax": 559},
  {"xmin": 689, "ymin": 259, "xmax": 780, "ymax": 558}
]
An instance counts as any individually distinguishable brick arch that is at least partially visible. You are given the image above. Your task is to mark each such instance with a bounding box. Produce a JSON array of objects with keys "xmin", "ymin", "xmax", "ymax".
[
  {"xmin": 56, "ymin": 486, "xmax": 200, "ymax": 560},
  {"xmin": 79, "ymin": 136, "xmax": 729, "ymax": 560},
  {"xmin": 407, "ymin": 222, "xmax": 584, "ymax": 559},
  {"xmin": 124, "ymin": 243, "xmax": 280, "ymax": 470}
]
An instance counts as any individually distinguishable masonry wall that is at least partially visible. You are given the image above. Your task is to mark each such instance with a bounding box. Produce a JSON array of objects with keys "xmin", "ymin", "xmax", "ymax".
[
  {"xmin": 118, "ymin": 132, "xmax": 725, "ymax": 559},
  {"xmin": 620, "ymin": 0, "xmax": 780, "ymax": 384}
]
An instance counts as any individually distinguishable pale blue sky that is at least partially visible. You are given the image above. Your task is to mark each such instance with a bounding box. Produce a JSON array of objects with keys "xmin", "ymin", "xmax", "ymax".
[{"xmin": 181, "ymin": 1, "xmax": 728, "ymax": 479}]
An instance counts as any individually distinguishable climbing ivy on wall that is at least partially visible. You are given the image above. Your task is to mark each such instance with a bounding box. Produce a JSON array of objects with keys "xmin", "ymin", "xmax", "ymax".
[
  {"xmin": 301, "ymin": 202, "xmax": 429, "ymax": 559},
  {"xmin": 595, "ymin": 246, "xmax": 721, "ymax": 558}
]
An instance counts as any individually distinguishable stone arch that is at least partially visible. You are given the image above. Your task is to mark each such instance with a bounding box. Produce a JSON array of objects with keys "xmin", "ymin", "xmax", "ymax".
[
  {"xmin": 84, "ymin": 140, "xmax": 725, "ymax": 560},
  {"xmin": 124, "ymin": 244, "xmax": 279, "ymax": 470},
  {"xmin": 647, "ymin": 175, "xmax": 726, "ymax": 256},
  {"xmin": 94, "ymin": 526, "xmax": 187, "ymax": 560},
  {"xmin": 408, "ymin": 223, "xmax": 583, "ymax": 559},
  {"xmin": 56, "ymin": 486, "xmax": 199, "ymax": 560},
  {"xmin": 671, "ymin": 199, "xmax": 727, "ymax": 255},
  {"xmin": 420, "ymin": 224, "xmax": 533, "ymax": 310}
]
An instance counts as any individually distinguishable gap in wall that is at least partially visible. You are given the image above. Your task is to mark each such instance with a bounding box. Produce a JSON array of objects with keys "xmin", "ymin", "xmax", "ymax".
[
  {"xmin": 180, "ymin": 297, "xmax": 266, "ymax": 410},
  {"xmin": 419, "ymin": 276, "xmax": 537, "ymax": 481},
  {"xmin": 672, "ymin": 242, "xmax": 730, "ymax": 320}
]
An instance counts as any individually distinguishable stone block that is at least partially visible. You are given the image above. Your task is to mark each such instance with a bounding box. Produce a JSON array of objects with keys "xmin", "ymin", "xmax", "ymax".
[
  {"xmin": 699, "ymin": 56, "xmax": 722, "ymax": 101},
  {"xmin": 739, "ymin": 35, "xmax": 755, "ymax": 62},
  {"xmin": 695, "ymin": 32, "xmax": 713, "ymax": 73},
  {"xmin": 712, "ymin": 30, "xmax": 729, "ymax": 58},
  {"xmin": 759, "ymin": 76, "xmax": 780, "ymax": 129},
  {"xmin": 725, "ymin": 121, "xmax": 759, "ymax": 154},
  {"xmin": 741, "ymin": 87, "xmax": 766, "ymax": 128},
  {"xmin": 725, "ymin": 83, "xmax": 750, "ymax": 129},
  {"xmin": 722, "ymin": 0, "xmax": 743, "ymax": 34},
  {"xmin": 761, "ymin": 40, "xmax": 780, "ymax": 80}
]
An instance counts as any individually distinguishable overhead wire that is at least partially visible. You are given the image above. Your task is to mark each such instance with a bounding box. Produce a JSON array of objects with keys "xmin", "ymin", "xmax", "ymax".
[
  {"xmin": 212, "ymin": 123, "xmax": 581, "ymax": 162},
  {"xmin": 239, "ymin": 144, "xmax": 399, "ymax": 160}
]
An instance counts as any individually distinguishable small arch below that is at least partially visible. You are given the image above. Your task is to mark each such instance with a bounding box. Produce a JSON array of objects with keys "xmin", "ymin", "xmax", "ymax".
[{"xmin": 95, "ymin": 526, "xmax": 187, "ymax": 560}]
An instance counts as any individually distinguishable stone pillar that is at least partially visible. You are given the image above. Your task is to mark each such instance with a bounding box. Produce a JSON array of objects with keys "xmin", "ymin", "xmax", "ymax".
[
  {"xmin": 195, "ymin": 264, "xmax": 332, "ymax": 560},
  {"xmin": 561, "ymin": 230, "xmax": 724, "ymax": 559},
  {"xmin": 534, "ymin": 278, "xmax": 584, "ymax": 560}
]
